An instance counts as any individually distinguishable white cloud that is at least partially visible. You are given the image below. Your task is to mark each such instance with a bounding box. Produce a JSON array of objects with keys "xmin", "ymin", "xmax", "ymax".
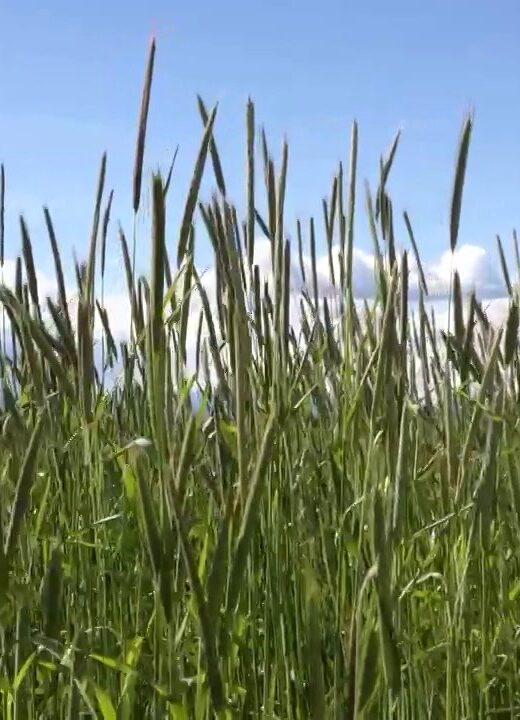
[
  {"xmin": 181, "ymin": 240, "xmax": 514, "ymax": 390},
  {"xmin": 0, "ymin": 239, "xmax": 513, "ymax": 389},
  {"xmin": 425, "ymin": 244, "xmax": 505, "ymax": 298},
  {"xmin": 94, "ymin": 292, "xmax": 132, "ymax": 341},
  {"xmin": 246, "ymin": 240, "xmax": 507, "ymax": 304},
  {"xmin": 0, "ymin": 258, "xmax": 58, "ymax": 300}
]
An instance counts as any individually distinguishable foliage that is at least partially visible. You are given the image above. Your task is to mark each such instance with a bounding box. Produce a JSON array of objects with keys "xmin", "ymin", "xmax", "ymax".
[{"xmin": 0, "ymin": 39, "xmax": 519, "ymax": 718}]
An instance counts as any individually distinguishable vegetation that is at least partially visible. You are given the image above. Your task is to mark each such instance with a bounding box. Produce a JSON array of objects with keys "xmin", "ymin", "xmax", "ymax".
[{"xmin": 0, "ymin": 38, "xmax": 519, "ymax": 718}]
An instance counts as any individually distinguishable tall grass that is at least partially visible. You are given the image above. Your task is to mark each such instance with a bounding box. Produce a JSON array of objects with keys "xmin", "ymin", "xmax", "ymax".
[{"xmin": 0, "ymin": 43, "xmax": 518, "ymax": 719}]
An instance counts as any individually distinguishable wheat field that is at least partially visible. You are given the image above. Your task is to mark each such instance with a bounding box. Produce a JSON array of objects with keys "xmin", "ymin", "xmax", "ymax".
[{"xmin": 0, "ymin": 38, "xmax": 519, "ymax": 719}]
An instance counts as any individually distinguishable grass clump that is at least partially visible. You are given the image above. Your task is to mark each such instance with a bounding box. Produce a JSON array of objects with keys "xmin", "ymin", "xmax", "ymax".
[{"xmin": 0, "ymin": 42, "xmax": 518, "ymax": 719}]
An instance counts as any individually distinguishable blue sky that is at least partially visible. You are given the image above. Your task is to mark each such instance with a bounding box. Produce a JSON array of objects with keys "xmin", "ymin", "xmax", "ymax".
[{"xmin": 1, "ymin": 0, "xmax": 520, "ymax": 295}]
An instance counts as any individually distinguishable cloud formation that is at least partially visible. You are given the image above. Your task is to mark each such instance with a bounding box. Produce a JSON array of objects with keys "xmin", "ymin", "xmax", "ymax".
[
  {"xmin": 208, "ymin": 240, "xmax": 505, "ymax": 298},
  {"xmin": 242, "ymin": 239, "xmax": 508, "ymax": 303},
  {"xmin": 425, "ymin": 245, "xmax": 505, "ymax": 298},
  {"xmin": 0, "ymin": 240, "xmax": 512, "ymax": 383}
]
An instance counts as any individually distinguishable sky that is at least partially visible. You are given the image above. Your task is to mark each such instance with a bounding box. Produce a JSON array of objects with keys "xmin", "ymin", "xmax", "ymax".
[{"xmin": 0, "ymin": 0, "xmax": 519, "ymax": 346}]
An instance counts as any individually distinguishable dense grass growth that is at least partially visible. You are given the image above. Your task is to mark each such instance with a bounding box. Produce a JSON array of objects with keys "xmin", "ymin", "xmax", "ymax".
[{"xmin": 1, "ymin": 39, "xmax": 520, "ymax": 718}]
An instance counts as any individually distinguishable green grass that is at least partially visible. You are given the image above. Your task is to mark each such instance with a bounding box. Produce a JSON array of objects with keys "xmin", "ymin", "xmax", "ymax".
[{"xmin": 0, "ymin": 40, "xmax": 519, "ymax": 718}]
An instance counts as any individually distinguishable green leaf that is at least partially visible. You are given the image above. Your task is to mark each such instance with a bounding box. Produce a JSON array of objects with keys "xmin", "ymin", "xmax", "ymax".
[
  {"xmin": 122, "ymin": 464, "xmax": 137, "ymax": 505},
  {"xmin": 218, "ymin": 420, "xmax": 238, "ymax": 460},
  {"xmin": 90, "ymin": 653, "xmax": 135, "ymax": 675},
  {"xmin": 169, "ymin": 703, "xmax": 189, "ymax": 720},
  {"xmin": 93, "ymin": 684, "xmax": 117, "ymax": 720},
  {"xmin": 509, "ymin": 578, "xmax": 520, "ymax": 602},
  {"xmin": 13, "ymin": 651, "xmax": 36, "ymax": 692},
  {"xmin": 124, "ymin": 636, "xmax": 144, "ymax": 668}
]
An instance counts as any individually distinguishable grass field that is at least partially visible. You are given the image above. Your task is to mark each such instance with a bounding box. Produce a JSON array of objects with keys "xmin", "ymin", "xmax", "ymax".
[{"xmin": 1, "ymin": 39, "xmax": 520, "ymax": 718}]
